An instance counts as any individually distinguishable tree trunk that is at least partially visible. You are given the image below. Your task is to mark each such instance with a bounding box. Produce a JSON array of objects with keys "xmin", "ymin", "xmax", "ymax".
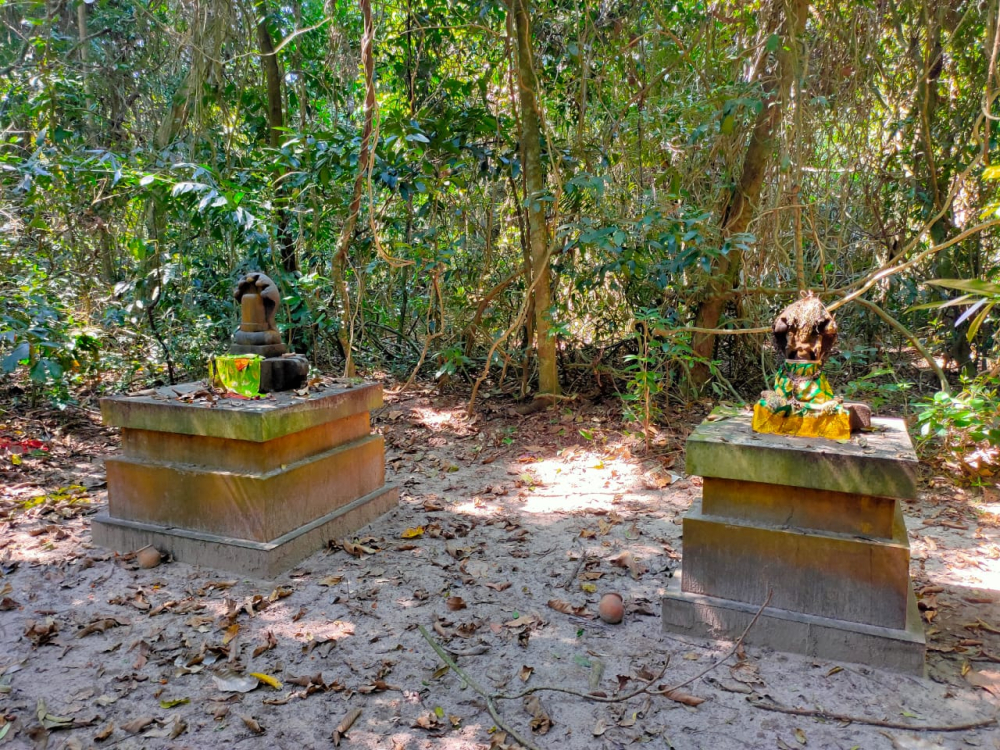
[
  {"xmin": 511, "ymin": 0, "xmax": 560, "ymax": 399},
  {"xmin": 690, "ymin": 0, "xmax": 809, "ymax": 386},
  {"xmin": 76, "ymin": 0, "xmax": 93, "ymax": 143},
  {"xmin": 331, "ymin": 0, "xmax": 377, "ymax": 377},
  {"xmin": 256, "ymin": 6, "xmax": 297, "ymax": 273}
]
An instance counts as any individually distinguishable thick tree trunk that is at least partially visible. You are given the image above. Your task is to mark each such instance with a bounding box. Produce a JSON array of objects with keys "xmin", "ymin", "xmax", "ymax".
[
  {"xmin": 256, "ymin": 8, "xmax": 297, "ymax": 273},
  {"xmin": 690, "ymin": 0, "xmax": 808, "ymax": 386},
  {"xmin": 331, "ymin": 0, "xmax": 377, "ymax": 377},
  {"xmin": 511, "ymin": 0, "xmax": 560, "ymax": 399}
]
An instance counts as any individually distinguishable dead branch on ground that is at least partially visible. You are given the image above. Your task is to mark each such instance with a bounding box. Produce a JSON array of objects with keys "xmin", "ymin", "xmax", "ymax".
[{"xmin": 749, "ymin": 696, "xmax": 997, "ymax": 732}]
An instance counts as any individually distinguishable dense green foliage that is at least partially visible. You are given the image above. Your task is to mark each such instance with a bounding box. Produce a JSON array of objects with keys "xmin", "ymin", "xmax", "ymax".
[{"xmin": 1, "ymin": 0, "xmax": 999, "ymax": 427}]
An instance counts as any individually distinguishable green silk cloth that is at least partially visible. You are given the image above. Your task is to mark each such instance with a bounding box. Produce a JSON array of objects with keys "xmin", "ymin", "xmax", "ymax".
[{"xmin": 210, "ymin": 354, "xmax": 262, "ymax": 397}]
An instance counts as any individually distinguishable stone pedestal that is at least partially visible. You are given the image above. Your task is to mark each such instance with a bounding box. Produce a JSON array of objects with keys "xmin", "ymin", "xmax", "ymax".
[
  {"xmin": 662, "ymin": 410, "xmax": 926, "ymax": 675},
  {"xmin": 93, "ymin": 381, "xmax": 397, "ymax": 578}
]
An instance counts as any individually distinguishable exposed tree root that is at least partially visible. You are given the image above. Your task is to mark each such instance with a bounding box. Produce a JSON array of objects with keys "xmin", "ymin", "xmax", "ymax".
[{"xmin": 749, "ymin": 697, "xmax": 998, "ymax": 732}]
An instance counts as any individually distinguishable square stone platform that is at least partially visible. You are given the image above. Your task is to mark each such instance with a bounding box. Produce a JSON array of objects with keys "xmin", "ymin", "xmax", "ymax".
[
  {"xmin": 662, "ymin": 410, "xmax": 926, "ymax": 675},
  {"xmin": 93, "ymin": 380, "xmax": 398, "ymax": 578}
]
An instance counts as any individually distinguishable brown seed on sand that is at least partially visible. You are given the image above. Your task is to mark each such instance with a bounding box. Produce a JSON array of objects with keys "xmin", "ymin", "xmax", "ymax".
[
  {"xmin": 136, "ymin": 545, "xmax": 162, "ymax": 569},
  {"xmin": 599, "ymin": 593, "xmax": 624, "ymax": 624}
]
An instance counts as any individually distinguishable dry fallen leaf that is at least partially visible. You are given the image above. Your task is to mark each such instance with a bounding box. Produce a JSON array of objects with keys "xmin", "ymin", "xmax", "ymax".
[
  {"xmin": 76, "ymin": 616, "xmax": 128, "ymax": 638},
  {"xmin": 446, "ymin": 596, "xmax": 467, "ymax": 611},
  {"xmin": 169, "ymin": 718, "xmax": 187, "ymax": 739},
  {"xmin": 608, "ymin": 551, "xmax": 647, "ymax": 580},
  {"xmin": 143, "ymin": 718, "xmax": 186, "ymax": 739},
  {"xmin": 412, "ymin": 712, "xmax": 443, "ymax": 731},
  {"xmin": 519, "ymin": 665, "xmax": 533, "ymax": 682},
  {"xmin": 340, "ymin": 539, "xmax": 378, "ymax": 557},
  {"xmin": 505, "ymin": 614, "xmax": 537, "ymax": 628},
  {"xmin": 966, "ymin": 668, "xmax": 1000, "ymax": 697},
  {"xmin": 212, "ymin": 672, "xmax": 259, "ymax": 693},
  {"xmin": 240, "ymin": 714, "xmax": 265, "ymax": 734},
  {"xmin": 547, "ymin": 598, "xmax": 594, "ymax": 619},
  {"xmin": 252, "ymin": 630, "xmax": 278, "ymax": 658},
  {"xmin": 358, "ymin": 679, "xmax": 397, "ymax": 694},
  {"xmin": 660, "ymin": 688, "xmax": 705, "ymax": 707},
  {"xmin": 524, "ymin": 696, "xmax": 552, "ymax": 734},
  {"xmin": 705, "ymin": 676, "xmax": 753, "ymax": 694},
  {"xmin": 332, "ymin": 708, "xmax": 362, "ymax": 746},
  {"xmin": 121, "ymin": 716, "xmax": 155, "ymax": 734},
  {"xmin": 445, "ymin": 541, "xmax": 472, "ymax": 560},
  {"xmin": 24, "ymin": 618, "xmax": 59, "ymax": 647},
  {"xmin": 222, "ymin": 623, "xmax": 239, "ymax": 645},
  {"xmin": 729, "ymin": 659, "xmax": 764, "ymax": 686}
]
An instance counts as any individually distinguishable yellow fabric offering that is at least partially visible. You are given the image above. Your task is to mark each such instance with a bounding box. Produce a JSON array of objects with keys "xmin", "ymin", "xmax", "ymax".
[
  {"xmin": 752, "ymin": 402, "xmax": 851, "ymax": 440},
  {"xmin": 752, "ymin": 360, "xmax": 851, "ymax": 441}
]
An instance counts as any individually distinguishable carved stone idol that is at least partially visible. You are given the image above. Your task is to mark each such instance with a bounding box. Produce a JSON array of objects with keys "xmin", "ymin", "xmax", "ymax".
[
  {"xmin": 230, "ymin": 272, "xmax": 309, "ymax": 392},
  {"xmin": 752, "ymin": 293, "xmax": 870, "ymax": 440}
]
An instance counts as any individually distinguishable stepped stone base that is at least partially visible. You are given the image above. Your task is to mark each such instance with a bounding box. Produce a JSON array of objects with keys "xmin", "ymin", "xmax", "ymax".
[
  {"xmin": 680, "ymin": 500, "xmax": 911, "ymax": 628},
  {"xmin": 662, "ymin": 571, "xmax": 926, "ymax": 676},
  {"xmin": 93, "ymin": 484, "xmax": 398, "ymax": 579},
  {"xmin": 666, "ymin": 410, "xmax": 925, "ymax": 675},
  {"xmin": 95, "ymin": 380, "xmax": 396, "ymax": 577}
]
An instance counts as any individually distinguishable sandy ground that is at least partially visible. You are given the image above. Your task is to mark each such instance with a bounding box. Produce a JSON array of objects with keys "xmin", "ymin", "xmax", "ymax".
[{"xmin": 1, "ymin": 387, "xmax": 999, "ymax": 750}]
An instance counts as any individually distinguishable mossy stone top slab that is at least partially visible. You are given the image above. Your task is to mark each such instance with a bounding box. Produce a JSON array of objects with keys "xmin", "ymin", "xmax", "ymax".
[
  {"xmin": 101, "ymin": 380, "xmax": 381, "ymax": 443},
  {"xmin": 686, "ymin": 408, "xmax": 918, "ymax": 500}
]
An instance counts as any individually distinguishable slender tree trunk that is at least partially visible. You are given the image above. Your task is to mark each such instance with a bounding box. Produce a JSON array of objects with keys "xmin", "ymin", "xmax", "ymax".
[
  {"xmin": 690, "ymin": 0, "xmax": 808, "ymax": 386},
  {"xmin": 332, "ymin": 0, "xmax": 377, "ymax": 376},
  {"xmin": 256, "ymin": 6, "xmax": 297, "ymax": 272},
  {"xmin": 511, "ymin": 0, "xmax": 560, "ymax": 399},
  {"xmin": 76, "ymin": 0, "xmax": 93, "ymax": 143}
]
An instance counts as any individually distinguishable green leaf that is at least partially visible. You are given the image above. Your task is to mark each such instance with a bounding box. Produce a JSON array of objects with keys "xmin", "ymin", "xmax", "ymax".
[
  {"xmin": 160, "ymin": 697, "xmax": 190, "ymax": 709},
  {"xmin": 926, "ymin": 278, "xmax": 1000, "ymax": 298},
  {"xmin": 2, "ymin": 341, "xmax": 29, "ymax": 372},
  {"xmin": 966, "ymin": 301, "xmax": 995, "ymax": 342},
  {"xmin": 908, "ymin": 295, "xmax": 976, "ymax": 311}
]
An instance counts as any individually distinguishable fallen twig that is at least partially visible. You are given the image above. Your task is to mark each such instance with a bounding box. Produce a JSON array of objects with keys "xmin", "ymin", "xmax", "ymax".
[
  {"xmin": 418, "ymin": 592, "xmax": 773, "ymax": 749},
  {"xmin": 499, "ymin": 590, "xmax": 771, "ymax": 703},
  {"xmin": 418, "ymin": 624, "xmax": 541, "ymax": 750},
  {"xmin": 497, "ymin": 660, "xmax": 670, "ymax": 703},
  {"xmin": 560, "ymin": 548, "xmax": 589, "ymax": 590},
  {"xmin": 651, "ymin": 590, "xmax": 772, "ymax": 696},
  {"xmin": 749, "ymin": 697, "xmax": 998, "ymax": 732}
]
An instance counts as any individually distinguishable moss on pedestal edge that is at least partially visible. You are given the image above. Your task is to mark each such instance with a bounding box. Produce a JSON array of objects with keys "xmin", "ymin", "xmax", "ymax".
[{"xmin": 100, "ymin": 381, "xmax": 382, "ymax": 442}]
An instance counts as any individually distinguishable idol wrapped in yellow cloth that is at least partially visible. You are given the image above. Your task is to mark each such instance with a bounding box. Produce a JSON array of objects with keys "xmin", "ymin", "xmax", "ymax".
[
  {"xmin": 752, "ymin": 293, "xmax": 865, "ymax": 441},
  {"xmin": 752, "ymin": 360, "xmax": 851, "ymax": 439}
]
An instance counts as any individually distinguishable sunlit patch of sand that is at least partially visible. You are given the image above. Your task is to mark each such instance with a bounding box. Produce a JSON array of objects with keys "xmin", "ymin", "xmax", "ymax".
[
  {"xmin": 256, "ymin": 610, "xmax": 356, "ymax": 643},
  {"xmin": 408, "ymin": 405, "xmax": 471, "ymax": 431}
]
